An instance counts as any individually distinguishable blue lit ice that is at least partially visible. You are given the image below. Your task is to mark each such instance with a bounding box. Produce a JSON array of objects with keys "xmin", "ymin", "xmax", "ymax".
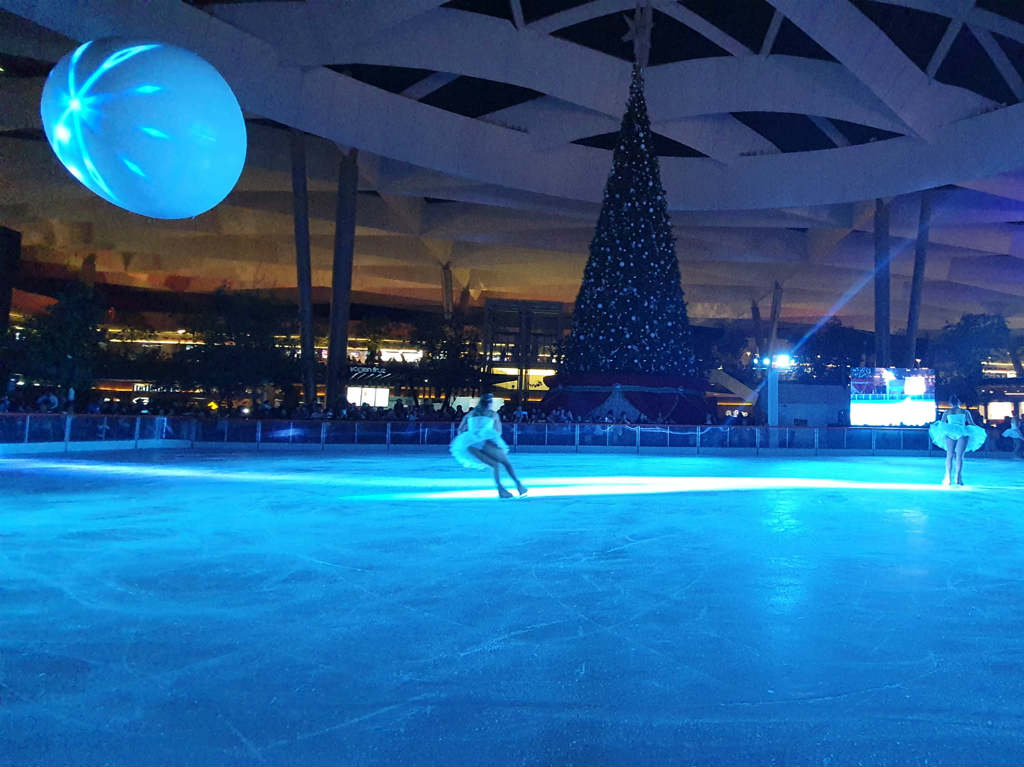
[{"xmin": 2, "ymin": 451, "xmax": 1023, "ymax": 764}]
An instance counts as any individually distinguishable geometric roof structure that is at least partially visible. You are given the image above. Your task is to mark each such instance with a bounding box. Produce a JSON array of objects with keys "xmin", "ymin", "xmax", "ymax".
[{"xmin": 3, "ymin": 0, "xmax": 1024, "ymax": 330}]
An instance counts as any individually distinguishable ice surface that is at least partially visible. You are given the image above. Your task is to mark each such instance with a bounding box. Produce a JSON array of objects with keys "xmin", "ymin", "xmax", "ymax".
[{"xmin": 2, "ymin": 451, "xmax": 1024, "ymax": 765}]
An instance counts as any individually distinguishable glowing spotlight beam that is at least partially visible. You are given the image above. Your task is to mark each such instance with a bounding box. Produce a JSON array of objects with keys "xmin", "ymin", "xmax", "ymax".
[
  {"xmin": 790, "ymin": 236, "xmax": 916, "ymax": 361},
  {"xmin": 726, "ymin": 234, "xmax": 919, "ymax": 428}
]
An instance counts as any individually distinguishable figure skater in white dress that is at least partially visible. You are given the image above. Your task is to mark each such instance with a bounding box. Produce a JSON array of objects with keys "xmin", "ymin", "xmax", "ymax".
[
  {"xmin": 450, "ymin": 393, "xmax": 527, "ymax": 499},
  {"xmin": 1003, "ymin": 415, "xmax": 1024, "ymax": 459},
  {"xmin": 928, "ymin": 395, "xmax": 987, "ymax": 485}
]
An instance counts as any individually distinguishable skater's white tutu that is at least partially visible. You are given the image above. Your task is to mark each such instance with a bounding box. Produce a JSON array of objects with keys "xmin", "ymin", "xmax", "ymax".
[
  {"xmin": 450, "ymin": 413, "xmax": 510, "ymax": 469},
  {"xmin": 929, "ymin": 412, "xmax": 987, "ymax": 452},
  {"xmin": 1004, "ymin": 425, "xmax": 1023, "ymax": 440}
]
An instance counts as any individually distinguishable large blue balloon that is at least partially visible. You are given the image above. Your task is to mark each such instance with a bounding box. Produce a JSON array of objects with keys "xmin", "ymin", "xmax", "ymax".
[{"xmin": 40, "ymin": 38, "xmax": 247, "ymax": 219}]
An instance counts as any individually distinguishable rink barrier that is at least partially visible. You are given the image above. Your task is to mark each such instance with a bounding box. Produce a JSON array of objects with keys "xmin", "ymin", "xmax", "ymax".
[
  {"xmin": 0, "ymin": 414, "xmax": 1015, "ymax": 457},
  {"xmin": 0, "ymin": 413, "xmax": 196, "ymax": 454}
]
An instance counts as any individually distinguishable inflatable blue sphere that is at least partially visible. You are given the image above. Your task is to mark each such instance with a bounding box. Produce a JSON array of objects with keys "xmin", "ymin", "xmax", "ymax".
[{"xmin": 40, "ymin": 38, "xmax": 246, "ymax": 219}]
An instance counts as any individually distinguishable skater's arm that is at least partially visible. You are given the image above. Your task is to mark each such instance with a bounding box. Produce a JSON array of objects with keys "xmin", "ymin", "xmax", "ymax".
[{"xmin": 457, "ymin": 413, "xmax": 470, "ymax": 433}]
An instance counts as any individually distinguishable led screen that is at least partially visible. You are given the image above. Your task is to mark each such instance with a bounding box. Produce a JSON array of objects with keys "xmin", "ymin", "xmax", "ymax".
[{"xmin": 850, "ymin": 367, "xmax": 935, "ymax": 426}]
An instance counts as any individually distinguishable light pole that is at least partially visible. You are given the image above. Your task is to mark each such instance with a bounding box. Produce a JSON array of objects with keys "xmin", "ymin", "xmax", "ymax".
[{"xmin": 763, "ymin": 352, "xmax": 792, "ymax": 446}]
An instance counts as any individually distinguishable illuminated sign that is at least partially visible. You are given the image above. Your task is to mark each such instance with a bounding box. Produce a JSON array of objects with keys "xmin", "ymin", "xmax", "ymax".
[{"xmin": 850, "ymin": 367, "xmax": 935, "ymax": 426}]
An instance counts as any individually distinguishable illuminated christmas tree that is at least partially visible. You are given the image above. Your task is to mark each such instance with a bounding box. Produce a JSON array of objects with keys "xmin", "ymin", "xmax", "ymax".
[{"xmin": 561, "ymin": 64, "xmax": 697, "ymax": 378}]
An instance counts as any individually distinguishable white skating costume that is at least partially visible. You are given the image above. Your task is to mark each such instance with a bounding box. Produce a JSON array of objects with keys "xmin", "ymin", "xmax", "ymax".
[
  {"xmin": 450, "ymin": 412, "xmax": 510, "ymax": 469},
  {"xmin": 928, "ymin": 411, "xmax": 986, "ymax": 452},
  {"xmin": 1004, "ymin": 422, "xmax": 1023, "ymax": 441}
]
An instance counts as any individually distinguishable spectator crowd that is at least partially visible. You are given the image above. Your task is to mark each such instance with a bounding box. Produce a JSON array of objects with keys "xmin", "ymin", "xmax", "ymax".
[{"xmin": 1, "ymin": 384, "xmax": 1022, "ymax": 455}]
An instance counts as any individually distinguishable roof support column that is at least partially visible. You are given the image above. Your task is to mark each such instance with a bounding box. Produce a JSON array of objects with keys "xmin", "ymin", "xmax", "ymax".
[
  {"xmin": 327, "ymin": 148, "xmax": 358, "ymax": 415},
  {"xmin": 441, "ymin": 262, "xmax": 454, "ymax": 322},
  {"xmin": 81, "ymin": 253, "xmax": 97, "ymax": 290},
  {"xmin": 290, "ymin": 128, "xmax": 318, "ymax": 409},
  {"xmin": 905, "ymin": 189, "xmax": 933, "ymax": 368},
  {"xmin": 0, "ymin": 226, "xmax": 20, "ymax": 335},
  {"xmin": 874, "ymin": 198, "xmax": 891, "ymax": 368},
  {"xmin": 751, "ymin": 300, "xmax": 765, "ymax": 358},
  {"xmin": 766, "ymin": 282, "xmax": 783, "ymax": 434},
  {"xmin": 767, "ymin": 281, "xmax": 783, "ymax": 357}
]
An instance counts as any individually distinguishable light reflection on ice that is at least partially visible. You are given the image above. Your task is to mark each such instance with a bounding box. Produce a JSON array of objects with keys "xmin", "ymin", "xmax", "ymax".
[
  {"xmin": 1, "ymin": 457, "xmax": 954, "ymax": 501},
  {"xmin": 381, "ymin": 476, "xmax": 950, "ymax": 501}
]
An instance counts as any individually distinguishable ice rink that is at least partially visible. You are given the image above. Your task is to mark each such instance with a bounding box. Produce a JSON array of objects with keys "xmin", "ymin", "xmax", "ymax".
[{"xmin": 3, "ymin": 450, "xmax": 1024, "ymax": 765}]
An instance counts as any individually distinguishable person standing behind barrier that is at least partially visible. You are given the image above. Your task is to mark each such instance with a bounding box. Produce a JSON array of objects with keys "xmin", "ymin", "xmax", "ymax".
[
  {"xmin": 928, "ymin": 395, "xmax": 987, "ymax": 486},
  {"xmin": 36, "ymin": 390, "xmax": 58, "ymax": 412},
  {"xmin": 450, "ymin": 392, "xmax": 527, "ymax": 499}
]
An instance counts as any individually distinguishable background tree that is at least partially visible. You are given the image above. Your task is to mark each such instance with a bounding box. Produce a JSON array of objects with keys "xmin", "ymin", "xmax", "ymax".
[
  {"xmin": 414, "ymin": 315, "xmax": 485, "ymax": 406},
  {"xmin": 926, "ymin": 313, "xmax": 1010, "ymax": 401},
  {"xmin": 175, "ymin": 289, "xmax": 298, "ymax": 404},
  {"xmin": 0, "ymin": 328, "xmax": 28, "ymax": 388},
  {"xmin": 22, "ymin": 282, "xmax": 105, "ymax": 395},
  {"xmin": 794, "ymin": 318, "xmax": 872, "ymax": 384},
  {"xmin": 691, "ymin": 325, "xmax": 751, "ymax": 382},
  {"xmin": 94, "ymin": 313, "xmax": 164, "ymax": 383},
  {"xmin": 383, "ymin": 359, "xmax": 422, "ymax": 407},
  {"xmin": 1010, "ymin": 334, "xmax": 1024, "ymax": 378},
  {"xmin": 356, "ymin": 314, "xmax": 392, "ymax": 365},
  {"xmin": 561, "ymin": 65, "xmax": 698, "ymax": 379}
]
